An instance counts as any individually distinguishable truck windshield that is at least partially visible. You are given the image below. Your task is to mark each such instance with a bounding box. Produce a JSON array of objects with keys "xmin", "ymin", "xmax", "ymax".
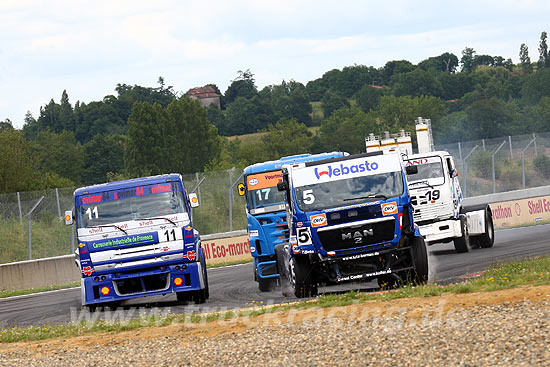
[
  {"xmin": 295, "ymin": 171, "xmax": 404, "ymax": 211},
  {"xmin": 77, "ymin": 189, "xmax": 187, "ymax": 229},
  {"xmin": 406, "ymin": 157, "xmax": 445, "ymax": 186},
  {"xmin": 246, "ymin": 170, "xmax": 286, "ymax": 214}
]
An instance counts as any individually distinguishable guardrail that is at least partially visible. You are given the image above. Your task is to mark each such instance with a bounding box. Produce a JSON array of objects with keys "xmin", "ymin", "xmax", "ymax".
[{"xmin": 2, "ymin": 187, "xmax": 550, "ymax": 292}]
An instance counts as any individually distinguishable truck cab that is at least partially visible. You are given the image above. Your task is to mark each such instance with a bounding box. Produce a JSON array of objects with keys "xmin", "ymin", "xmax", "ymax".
[
  {"xmin": 66, "ymin": 174, "xmax": 209, "ymax": 310},
  {"xmin": 276, "ymin": 151, "xmax": 428, "ymax": 297},
  {"xmin": 240, "ymin": 153, "xmax": 346, "ymax": 292}
]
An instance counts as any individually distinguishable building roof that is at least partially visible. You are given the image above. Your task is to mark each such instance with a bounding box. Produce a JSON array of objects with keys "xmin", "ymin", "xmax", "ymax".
[{"xmin": 186, "ymin": 86, "xmax": 220, "ymax": 99}]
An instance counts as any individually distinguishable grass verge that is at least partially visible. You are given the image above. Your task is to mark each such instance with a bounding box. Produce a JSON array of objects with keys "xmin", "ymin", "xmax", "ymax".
[
  {"xmin": 1, "ymin": 255, "xmax": 549, "ymax": 344},
  {"xmin": 206, "ymin": 258, "xmax": 252, "ymax": 269},
  {"xmin": 0, "ymin": 282, "xmax": 80, "ymax": 299}
]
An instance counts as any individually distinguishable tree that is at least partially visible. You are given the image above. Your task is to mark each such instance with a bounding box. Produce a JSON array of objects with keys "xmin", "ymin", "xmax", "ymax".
[
  {"xmin": 521, "ymin": 68, "xmax": 550, "ymax": 105},
  {"xmin": 354, "ymin": 84, "xmax": 383, "ymax": 113},
  {"xmin": 0, "ymin": 129, "xmax": 39, "ymax": 193},
  {"xmin": 465, "ymin": 98, "xmax": 517, "ymax": 139},
  {"xmin": 224, "ymin": 96, "xmax": 271, "ymax": 135},
  {"xmin": 317, "ymin": 107, "xmax": 379, "ymax": 154},
  {"xmin": 165, "ymin": 97, "xmax": 222, "ymax": 173},
  {"xmin": 224, "ymin": 69, "xmax": 258, "ymax": 105},
  {"xmin": 82, "ymin": 134, "xmax": 126, "ymax": 185},
  {"xmin": 390, "ymin": 69, "xmax": 443, "ymax": 98},
  {"xmin": 418, "ymin": 52, "xmax": 459, "ymax": 73},
  {"xmin": 460, "ymin": 47, "xmax": 476, "ymax": 73},
  {"xmin": 125, "ymin": 102, "xmax": 169, "ymax": 176},
  {"xmin": 519, "ymin": 43, "xmax": 533, "ymax": 74},
  {"xmin": 321, "ymin": 91, "xmax": 350, "ymax": 118},
  {"xmin": 261, "ymin": 119, "xmax": 314, "ymax": 158},
  {"xmin": 471, "ymin": 55, "xmax": 494, "ymax": 69},
  {"xmin": 32, "ymin": 130, "xmax": 85, "ymax": 184},
  {"xmin": 381, "ymin": 60, "xmax": 415, "ymax": 85},
  {"xmin": 539, "ymin": 31, "xmax": 550, "ymax": 68},
  {"xmin": 372, "ymin": 95, "xmax": 447, "ymax": 135},
  {"xmin": 0, "ymin": 119, "xmax": 13, "ymax": 130},
  {"xmin": 125, "ymin": 97, "xmax": 221, "ymax": 176}
]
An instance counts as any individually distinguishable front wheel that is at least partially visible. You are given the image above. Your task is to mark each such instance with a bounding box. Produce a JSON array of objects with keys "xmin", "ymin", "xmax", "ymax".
[
  {"xmin": 453, "ymin": 214, "xmax": 471, "ymax": 253},
  {"xmin": 410, "ymin": 236, "xmax": 429, "ymax": 285},
  {"xmin": 289, "ymin": 256, "xmax": 317, "ymax": 298}
]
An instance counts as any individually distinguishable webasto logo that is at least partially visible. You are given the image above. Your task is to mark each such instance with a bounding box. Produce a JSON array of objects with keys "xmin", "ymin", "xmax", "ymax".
[{"xmin": 314, "ymin": 161, "xmax": 379, "ymax": 179}]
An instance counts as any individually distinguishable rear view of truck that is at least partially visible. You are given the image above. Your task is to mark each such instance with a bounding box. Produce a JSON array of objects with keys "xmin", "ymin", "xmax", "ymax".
[{"xmin": 66, "ymin": 174, "xmax": 209, "ymax": 311}]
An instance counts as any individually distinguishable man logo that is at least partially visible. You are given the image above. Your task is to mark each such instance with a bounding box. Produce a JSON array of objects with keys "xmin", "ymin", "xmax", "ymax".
[
  {"xmin": 382, "ymin": 202, "xmax": 398, "ymax": 215},
  {"xmin": 341, "ymin": 229, "xmax": 374, "ymax": 244},
  {"xmin": 310, "ymin": 213, "xmax": 327, "ymax": 227},
  {"xmin": 248, "ymin": 178, "xmax": 259, "ymax": 186}
]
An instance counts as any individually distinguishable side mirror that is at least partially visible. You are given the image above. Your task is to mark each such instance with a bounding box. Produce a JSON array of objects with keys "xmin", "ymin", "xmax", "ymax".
[
  {"xmin": 188, "ymin": 193, "xmax": 199, "ymax": 208},
  {"xmin": 64, "ymin": 210, "xmax": 73, "ymax": 225},
  {"xmin": 405, "ymin": 165, "xmax": 418, "ymax": 175},
  {"xmin": 237, "ymin": 183, "xmax": 245, "ymax": 196},
  {"xmin": 277, "ymin": 181, "xmax": 287, "ymax": 192}
]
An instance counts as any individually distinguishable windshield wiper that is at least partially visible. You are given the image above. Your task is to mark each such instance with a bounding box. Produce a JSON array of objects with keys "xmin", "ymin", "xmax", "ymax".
[
  {"xmin": 343, "ymin": 194, "xmax": 387, "ymax": 202},
  {"xmin": 138, "ymin": 217, "xmax": 178, "ymax": 227},
  {"xmin": 409, "ymin": 180, "xmax": 434, "ymax": 189},
  {"xmin": 88, "ymin": 224, "xmax": 128, "ymax": 235}
]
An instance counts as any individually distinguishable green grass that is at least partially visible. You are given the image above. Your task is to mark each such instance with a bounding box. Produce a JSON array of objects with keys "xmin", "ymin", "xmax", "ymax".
[
  {"xmin": 0, "ymin": 217, "xmax": 73, "ymax": 264},
  {"xmin": 206, "ymin": 258, "xmax": 252, "ymax": 269},
  {"xmin": 0, "ymin": 282, "xmax": 80, "ymax": 299},
  {"xmin": 1, "ymin": 255, "xmax": 549, "ymax": 344}
]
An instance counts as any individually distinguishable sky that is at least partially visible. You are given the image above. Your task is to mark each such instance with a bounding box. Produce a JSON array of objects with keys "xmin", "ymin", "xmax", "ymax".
[{"xmin": 1, "ymin": 0, "xmax": 549, "ymax": 128}]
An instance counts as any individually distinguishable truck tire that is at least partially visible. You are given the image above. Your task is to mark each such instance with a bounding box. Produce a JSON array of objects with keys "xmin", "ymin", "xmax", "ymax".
[
  {"xmin": 258, "ymin": 277, "xmax": 277, "ymax": 292},
  {"xmin": 275, "ymin": 244, "xmax": 292, "ymax": 297},
  {"xmin": 410, "ymin": 236, "xmax": 429, "ymax": 285},
  {"xmin": 478, "ymin": 208, "xmax": 494, "ymax": 248},
  {"xmin": 453, "ymin": 214, "xmax": 471, "ymax": 253},
  {"xmin": 289, "ymin": 255, "xmax": 317, "ymax": 298}
]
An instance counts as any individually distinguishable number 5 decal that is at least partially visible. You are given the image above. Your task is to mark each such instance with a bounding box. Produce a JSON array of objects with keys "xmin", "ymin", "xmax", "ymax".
[
  {"xmin": 302, "ymin": 189, "xmax": 315, "ymax": 204},
  {"xmin": 297, "ymin": 227, "xmax": 312, "ymax": 245}
]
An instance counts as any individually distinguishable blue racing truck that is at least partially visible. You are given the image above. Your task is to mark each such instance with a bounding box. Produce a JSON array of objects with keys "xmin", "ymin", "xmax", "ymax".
[
  {"xmin": 275, "ymin": 151, "xmax": 428, "ymax": 297},
  {"xmin": 238, "ymin": 153, "xmax": 346, "ymax": 292},
  {"xmin": 65, "ymin": 174, "xmax": 209, "ymax": 311}
]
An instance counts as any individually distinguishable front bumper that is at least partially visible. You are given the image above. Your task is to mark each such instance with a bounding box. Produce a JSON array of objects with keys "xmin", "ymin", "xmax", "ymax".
[{"xmin": 81, "ymin": 262, "xmax": 204, "ymax": 306}]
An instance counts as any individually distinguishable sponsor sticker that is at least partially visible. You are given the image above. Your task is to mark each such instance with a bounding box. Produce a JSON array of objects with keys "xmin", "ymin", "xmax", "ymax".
[
  {"xmin": 249, "ymin": 229, "xmax": 259, "ymax": 237},
  {"xmin": 310, "ymin": 213, "xmax": 327, "ymax": 227},
  {"xmin": 248, "ymin": 178, "xmax": 259, "ymax": 186},
  {"xmin": 381, "ymin": 202, "xmax": 398, "ymax": 215}
]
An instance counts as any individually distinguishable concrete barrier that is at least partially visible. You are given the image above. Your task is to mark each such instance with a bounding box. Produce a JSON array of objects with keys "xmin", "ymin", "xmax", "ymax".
[
  {"xmin": 0, "ymin": 255, "xmax": 80, "ymax": 292},
  {"xmin": 0, "ymin": 230, "xmax": 251, "ymax": 292}
]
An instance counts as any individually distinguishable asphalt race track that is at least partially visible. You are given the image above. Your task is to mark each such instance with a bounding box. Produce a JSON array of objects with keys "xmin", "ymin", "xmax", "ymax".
[{"xmin": 1, "ymin": 224, "xmax": 549, "ymax": 328}]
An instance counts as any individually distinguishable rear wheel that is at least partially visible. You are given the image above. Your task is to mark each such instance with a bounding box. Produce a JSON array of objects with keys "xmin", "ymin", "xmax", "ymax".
[
  {"xmin": 478, "ymin": 208, "xmax": 494, "ymax": 248},
  {"xmin": 453, "ymin": 214, "xmax": 471, "ymax": 253},
  {"xmin": 289, "ymin": 255, "xmax": 317, "ymax": 298}
]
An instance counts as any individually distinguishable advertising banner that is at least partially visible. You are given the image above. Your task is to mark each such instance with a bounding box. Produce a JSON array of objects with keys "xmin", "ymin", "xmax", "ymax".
[
  {"xmin": 201, "ymin": 235, "xmax": 252, "ymax": 265},
  {"xmin": 489, "ymin": 195, "xmax": 550, "ymax": 228}
]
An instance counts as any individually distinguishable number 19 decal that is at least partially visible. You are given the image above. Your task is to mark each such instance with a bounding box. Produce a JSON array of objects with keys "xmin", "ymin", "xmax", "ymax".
[{"xmin": 426, "ymin": 189, "xmax": 440, "ymax": 201}]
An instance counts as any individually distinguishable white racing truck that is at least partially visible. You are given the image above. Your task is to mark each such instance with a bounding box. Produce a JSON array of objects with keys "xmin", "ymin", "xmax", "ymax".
[{"xmin": 366, "ymin": 118, "xmax": 494, "ymax": 253}]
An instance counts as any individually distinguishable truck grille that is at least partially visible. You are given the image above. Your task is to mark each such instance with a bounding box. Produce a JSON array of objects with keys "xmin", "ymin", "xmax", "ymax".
[
  {"xmin": 412, "ymin": 201, "xmax": 452, "ymax": 222},
  {"xmin": 317, "ymin": 218, "xmax": 395, "ymax": 252}
]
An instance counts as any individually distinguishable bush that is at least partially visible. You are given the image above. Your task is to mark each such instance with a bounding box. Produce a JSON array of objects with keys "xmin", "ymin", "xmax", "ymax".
[{"xmin": 533, "ymin": 154, "xmax": 550, "ymax": 179}]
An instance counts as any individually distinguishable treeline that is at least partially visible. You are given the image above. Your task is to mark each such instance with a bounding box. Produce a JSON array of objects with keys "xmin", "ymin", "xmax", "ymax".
[{"xmin": 2, "ymin": 32, "xmax": 550, "ymax": 194}]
